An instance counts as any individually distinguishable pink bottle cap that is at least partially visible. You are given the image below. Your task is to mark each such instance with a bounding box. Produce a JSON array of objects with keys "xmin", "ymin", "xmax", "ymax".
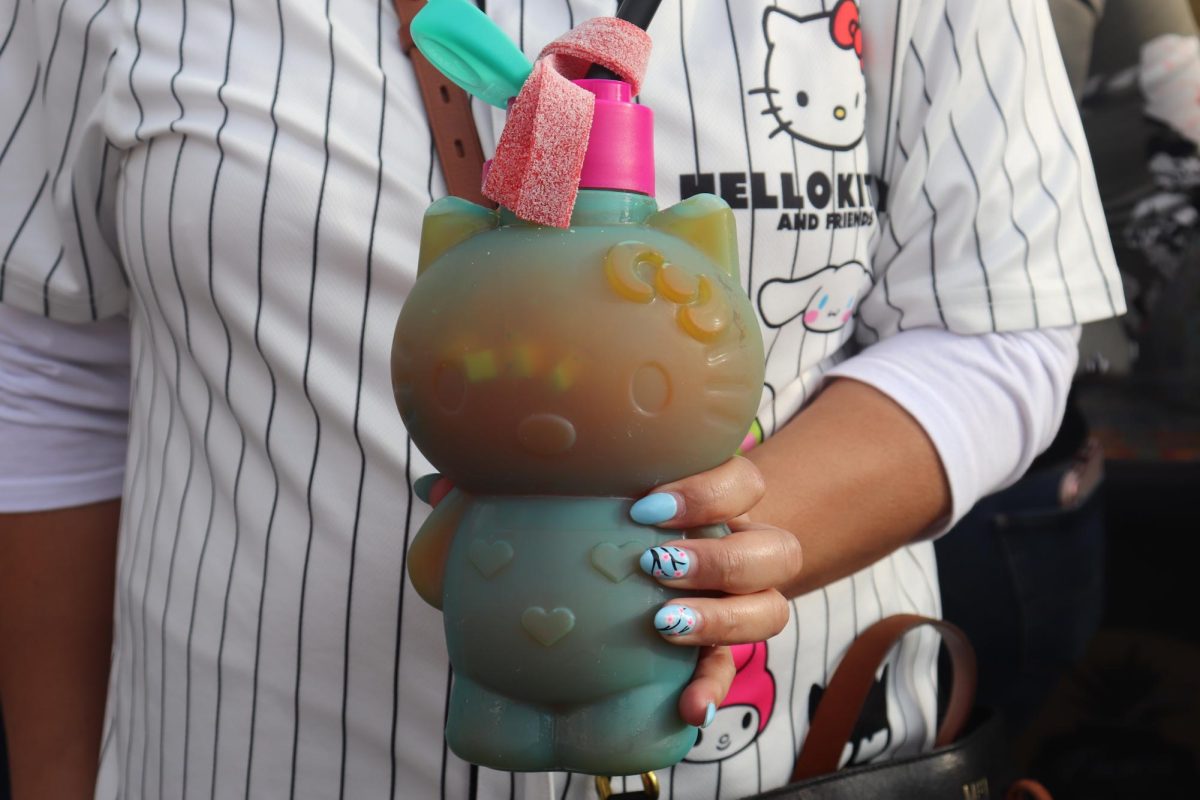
[{"xmin": 574, "ymin": 79, "xmax": 655, "ymax": 197}]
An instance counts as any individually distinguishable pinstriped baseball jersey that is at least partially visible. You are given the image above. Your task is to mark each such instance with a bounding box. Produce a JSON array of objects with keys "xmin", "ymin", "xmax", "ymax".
[{"xmin": 0, "ymin": 0, "xmax": 1122, "ymax": 797}]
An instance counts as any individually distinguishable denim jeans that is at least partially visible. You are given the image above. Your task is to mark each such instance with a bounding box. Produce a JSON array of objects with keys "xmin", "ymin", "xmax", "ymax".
[{"xmin": 935, "ymin": 453, "xmax": 1106, "ymax": 732}]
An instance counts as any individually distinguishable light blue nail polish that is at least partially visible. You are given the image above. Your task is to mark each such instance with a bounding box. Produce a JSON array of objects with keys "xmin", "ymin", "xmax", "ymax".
[
  {"xmin": 654, "ymin": 604, "xmax": 698, "ymax": 637},
  {"xmin": 639, "ymin": 546, "xmax": 691, "ymax": 579},
  {"xmin": 630, "ymin": 493, "xmax": 678, "ymax": 525},
  {"xmin": 702, "ymin": 702, "xmax": 716, "ymax": 728}
]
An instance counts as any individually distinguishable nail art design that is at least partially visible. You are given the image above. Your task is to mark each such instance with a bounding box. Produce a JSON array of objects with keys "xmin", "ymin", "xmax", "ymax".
[
  {"xmin": 655, "ymin": 604, "xmax": 698, "ymax": 637},
  {"xmin": 640, "ymin": 546, "xmax": 691, "ymax": 579},
  {"xmin": 702, "ymin": 702, "xmax": 717, "ymax": 728},
  {"xmin": 630, "ymin": 492, "xmax": 679, "ymax": 525}
]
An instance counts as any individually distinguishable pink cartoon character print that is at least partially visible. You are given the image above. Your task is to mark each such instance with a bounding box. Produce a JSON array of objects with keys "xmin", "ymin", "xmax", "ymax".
[
  {"xmin": 757, "ymin": 261, "xmax": 870, "ymax": 333},
  {"xmin": 750, "ymin": 0, "xmax": 866, "ymax": 151},
  {"xmin": 685, "ymin": 641, "xmax": 776, "ymax": 763}
]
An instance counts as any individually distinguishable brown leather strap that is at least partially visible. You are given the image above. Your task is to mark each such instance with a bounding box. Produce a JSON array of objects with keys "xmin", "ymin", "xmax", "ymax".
[
  {"xmin": 791, "ymin": 614, "xmax": 978, "ymax": 782},
  {"xmin": 395, "ymin": 0, "xmax": 495, "ymax": 206},
  {"xmin": 1008, "ymin": 779, "xmax": 1054, "ymax": 800}
]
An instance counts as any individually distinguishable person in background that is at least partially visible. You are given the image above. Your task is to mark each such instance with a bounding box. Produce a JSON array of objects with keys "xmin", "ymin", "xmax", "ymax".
[{"xmin": 1078, "ymin": 0, "xmax": 1200, "ymax": 387}]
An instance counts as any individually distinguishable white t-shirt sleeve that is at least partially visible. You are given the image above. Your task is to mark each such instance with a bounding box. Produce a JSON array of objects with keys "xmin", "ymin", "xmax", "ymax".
[
  {"xmin": 0, "ymin": 0, "xmax": 125, "ymax": 322},
  {"xmin": 862, "ymin": 0, "xmax": 1126, "ymax": 336},
  {"xmin": 827, "ymin": 325, "xmax": 1080, "ymax": 534},
  {"xmin": 0, "ymin": 304, "xmax": 130, "ymax": 512}
]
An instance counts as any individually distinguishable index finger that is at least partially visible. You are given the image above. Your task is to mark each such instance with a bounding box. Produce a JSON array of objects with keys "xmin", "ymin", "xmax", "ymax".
[{"xmin": 629, "ymin": 456, "xmax": 765, "ymax": 529}]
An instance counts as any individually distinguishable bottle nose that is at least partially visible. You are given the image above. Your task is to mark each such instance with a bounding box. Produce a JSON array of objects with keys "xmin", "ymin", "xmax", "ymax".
[
  {"xmin": 833, "ymin": 106, "xmax": 847, "ymax": 120},
  {"xmin": 517, "ymin": 413, "xmax": 577, "ymax": 455}
]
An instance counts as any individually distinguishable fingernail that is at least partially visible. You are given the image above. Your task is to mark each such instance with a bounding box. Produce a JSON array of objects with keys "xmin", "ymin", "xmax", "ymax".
[
  {"xmin": 702, "ymin": 702, "xmax": 716, "ymax": 728},
  {"xmin": 654, "ymin": 604, "xmax": 698, "ymax": 637},
  {"xmin": 413, "ymin": 474, "xmax": 441, "ymax": 504},
  {"xmin": 639, "ymin": 546, "xmax": 692, "ymax": 579},
  {"xmin": 630, "ymin": 493, "xmax": 679, "ymax": 525}
]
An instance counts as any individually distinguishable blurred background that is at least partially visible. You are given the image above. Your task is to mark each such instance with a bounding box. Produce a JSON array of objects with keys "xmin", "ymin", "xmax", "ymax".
[
  {"xmin": 937, "ymin": 1, "xmax": 1200, "ymax": 798},
  {"xmin": 1, "ymin": 1, "xmax": 1197, "ymax": 799}
]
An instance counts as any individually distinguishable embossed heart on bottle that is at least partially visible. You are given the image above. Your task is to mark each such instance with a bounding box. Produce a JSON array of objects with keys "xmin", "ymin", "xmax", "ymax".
[
  {"xmin": 589, "ymin": 541, "xmax": 646, "ymax": 583},
  {"xmin": 468, "ymin": 538, "xmax": 514, "ymax": 578},
  {"xmin": 520, "ymin": 606, "xmax": 575, "ymax": 647}
]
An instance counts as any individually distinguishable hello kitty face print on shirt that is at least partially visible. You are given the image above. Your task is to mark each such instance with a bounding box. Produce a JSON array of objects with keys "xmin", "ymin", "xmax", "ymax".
[
  {"xmin": 754, "ymin": 0, "xmax": 866, "ymax": 151},
  {"xmin": 666, "ymin": 0, "xmax": 880, "ymax": 436}
]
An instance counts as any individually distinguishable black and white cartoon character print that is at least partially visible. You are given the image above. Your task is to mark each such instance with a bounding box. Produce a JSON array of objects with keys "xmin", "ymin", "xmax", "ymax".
[
  {"xmin": 808, "ymin": 664, "xmax": 893, "ymax": 768},
  {"xmin": 758, "ymin": 261, "xmax": 870, "ymax": 333},
  {"xmin": 751, "ymin": 0, "xmax": 866, "ymax": 151}
]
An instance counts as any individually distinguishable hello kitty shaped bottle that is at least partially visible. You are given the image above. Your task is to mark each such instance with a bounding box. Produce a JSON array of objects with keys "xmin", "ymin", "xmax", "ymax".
[{"xmin": 391, "ymin": 0, "xmax": 764, "ymax": 776}]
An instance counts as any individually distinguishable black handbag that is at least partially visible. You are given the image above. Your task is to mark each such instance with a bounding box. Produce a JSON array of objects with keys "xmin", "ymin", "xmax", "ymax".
[
  {"xmin": 746, "ymin": 616, "xmax": 1051, "ymax": 800},
  {"xmin": 597, "ymin": 616, "xmax": 1053, "ymax": 800}
]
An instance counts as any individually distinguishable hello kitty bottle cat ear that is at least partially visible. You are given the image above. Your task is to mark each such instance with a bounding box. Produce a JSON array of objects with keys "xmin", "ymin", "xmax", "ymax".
[
  {"xmin": 646, "ymin": 194, "xmax": 739, "ymax": 280},
  {"xmin": 418, "ymin": 197, "xmax": 500, "ymax": 275}
]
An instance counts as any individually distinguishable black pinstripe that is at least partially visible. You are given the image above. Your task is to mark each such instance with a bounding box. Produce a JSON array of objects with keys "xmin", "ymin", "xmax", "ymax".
[
  {"xmin": 884, "ymin": 555, "xmax": 912, "ymax": 756},
  {"xmin": 159, "ymin": 134, "xmax": 198, "ymax": 800},
  {"xmin": 41, "ymin": 247, "xmax": 63, "ymax": 314},
  {"xmin": 95, "ymin": 139, "xmax": 113, "ymax": 215},
  {"xmin": 974, "ymin": 29, "xmax": 1038, "ymax": 326},
  {"xmin": 820, "ymin": 587, "xmax": 830, "ymax": 686},
  {"xmin": 41, "ymin": 0, "xmax": 69, "ymax": 101},
  {"xmin": 0, "ymin": 64, "xmax": 36, "ymax": 168},
  {"xmin": 337, "ymin": 0, "xmax": 389, "ymax": 794},
  {"xmin": 0, "ymin": 0, "xmax": 19, "ymax": 61},
  {"xmin": 761, "ymin": 380, "xmax": 776, "ymax": 447},
  {"xmin": 903, "ymin": 41, "xmax": 948, "ymax": 328},
  {"xmin": 879, "ymin": 116, "xmax": 908, "ymax": 331},
  {"xmin": 440, "ymin": 665, "xmax": 454, "ymax": 800},
  {"xmin": 758, "ymin": 0, "xmax": 806, "ymax": 432},
  {"xmin": 722, "ymin": 0, "xmax": 756, "ymax": 295},
  {"xmin": 940, "ymin": 7, "xmax": 997, "ymax": 330},
  {"xmin": 243, "ymin": 0, "xmax": 286, "ymax": 793},
  {"xmin": 189, "ymin": 0, "xmax": 241, "ymax": 796},
  {"xmin": 876, "ymin": 0, "xmax": 902, "ymax": 207},
  {"xmin": 389, "ymin": 136, "xmax": 435, "ymax": 800},
  {"xmin": 68, "ymin": 178, "xmax": 100, "ymax": 318},
  {"xmin": 115, "ymin": 144, "xmax": 158, "ymax": 799},
  {"xmin": 1027, "ymin": 0, "xmax": 1118, "ymax": 315},
  {"xmin": 127, "ymin": 0, "xmax": 146, "ymax": 142},
  {"xmin": 679, "ymin": 0, "xmax": 701, "ymax": 177},
  {"xmin": 1003, "ymin": 0, "xmax": 1077, "ymax": 323},
  {"xmin": 290, "ymin": 0, "xmax": 337, "ymax": 793},
  {"xmin": 133, "ymin": 140, "xmax": 177, "ymax": 800},
  {"xmin": 53, "ymin": 0, "xmax": 111, "ymax": 186},
  {"xmin": 386, "ymin": 344, "xmax": 416, "ymax": 774},
  {"xmin": 0, "ymin": 173, "xmax": 47, "ymax": 302}
]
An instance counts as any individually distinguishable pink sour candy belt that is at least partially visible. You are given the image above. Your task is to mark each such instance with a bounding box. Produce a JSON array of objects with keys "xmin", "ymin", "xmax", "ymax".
[{"xmin": 482, "ymin": 17, "xmax": 652, "ymax": 228}]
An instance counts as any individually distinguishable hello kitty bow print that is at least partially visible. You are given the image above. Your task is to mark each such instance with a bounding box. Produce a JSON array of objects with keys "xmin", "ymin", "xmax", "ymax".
[{"xmin": 832, "ymin": 0, "xmax": 865, "ymax": 70}]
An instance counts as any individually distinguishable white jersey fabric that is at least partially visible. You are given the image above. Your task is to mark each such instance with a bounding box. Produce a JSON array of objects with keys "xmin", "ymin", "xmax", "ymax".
[{"xmin": 0, "ymin": 0, "xmax": 1123, "ymax": 798}]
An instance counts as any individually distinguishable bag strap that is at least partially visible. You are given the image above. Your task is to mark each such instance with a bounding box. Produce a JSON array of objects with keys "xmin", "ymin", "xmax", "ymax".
[
  {"xmin": 791, "ymin": 614, "xmax": 978, "ymax": 782},
  {"xmin": 395, "ymin": 0, "xmax": 495, "ymax": 206}
]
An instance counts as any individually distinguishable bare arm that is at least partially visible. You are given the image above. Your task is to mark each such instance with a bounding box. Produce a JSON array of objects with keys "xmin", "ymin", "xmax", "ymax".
[
  {"xmin": 0, "ymin": 500, "xmax": 120, "ymax": 800},
  {"xmin": 747, "ymin": 377, "xmax": 950, "ymax": 597}
]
